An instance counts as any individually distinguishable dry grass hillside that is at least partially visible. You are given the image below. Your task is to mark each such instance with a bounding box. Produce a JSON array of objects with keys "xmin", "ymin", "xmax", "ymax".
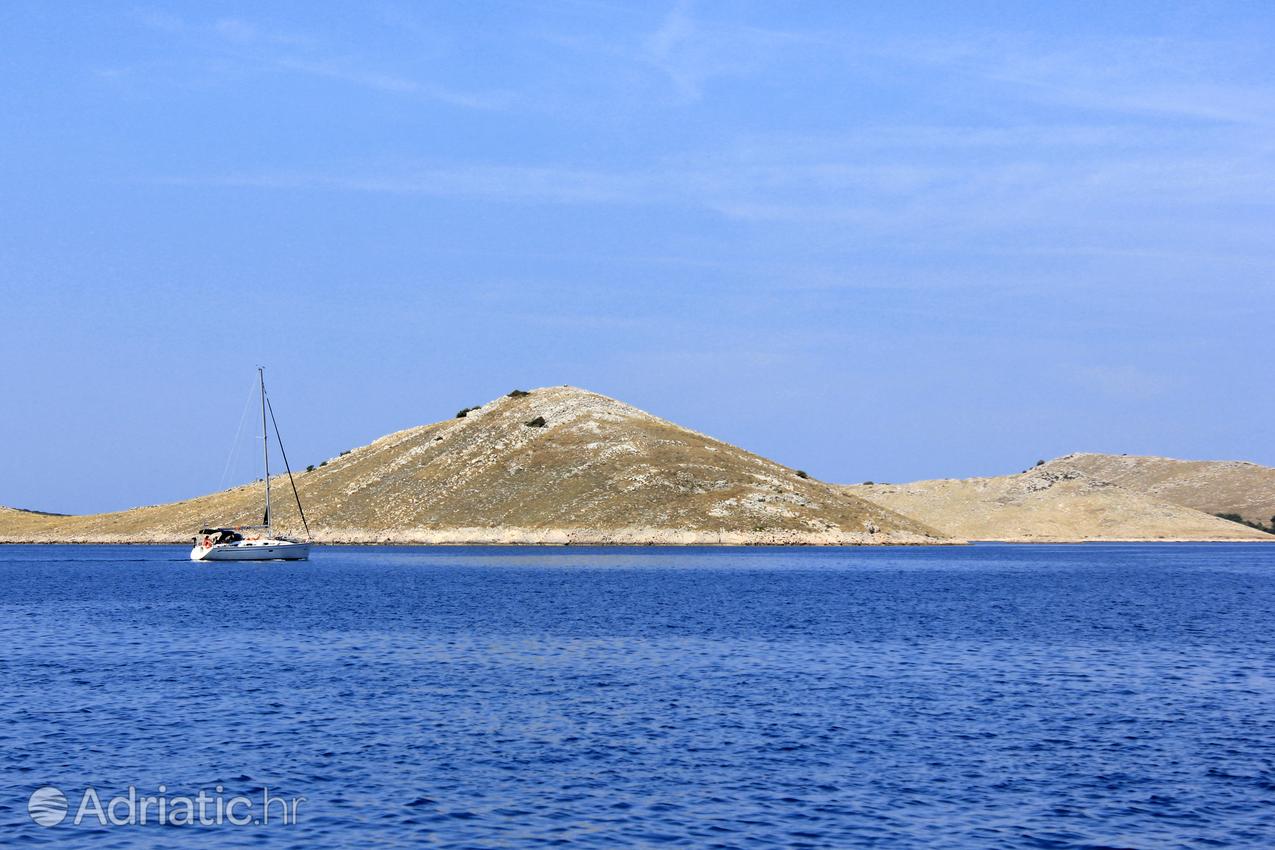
[
  {"xmin": 1041, "ymin": 453, "xmax": 1275, "ymax": 528},
  {"xmin": 846, "ymin": 466, "xmax": 1273, "ymax": 542},
  {"xmin": 0, "ymin": 386, "xmax": 945, "ymax": 546}
]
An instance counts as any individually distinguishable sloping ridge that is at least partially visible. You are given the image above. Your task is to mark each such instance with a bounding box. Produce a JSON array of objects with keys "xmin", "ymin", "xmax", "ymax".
[
  {"xmin": 1042, "ymin": 453, "xmax": 1275, "ymax": 527},
  {"xmin": 0, "ymin": 386, "xmax": 944, "ymax": 545},
  {"xmin": 846, "ymin": 465, "xmax": 1273, "ymax": 542}
]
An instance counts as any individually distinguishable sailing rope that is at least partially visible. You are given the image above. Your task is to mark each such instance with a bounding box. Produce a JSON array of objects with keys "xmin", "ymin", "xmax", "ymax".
[
  {"xmin": 266, "ymin": 396, "xmax": 311, "ymax": 540},
  {"xmin": 219, "ymin": 376, "xmax": 259, "ymax": 490}
]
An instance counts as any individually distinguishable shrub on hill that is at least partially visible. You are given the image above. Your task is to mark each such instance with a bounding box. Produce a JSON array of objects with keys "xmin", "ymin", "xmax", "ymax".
[{"xmin": 1214, "ymin": 513, "xmax": 1275, "ymax": 534}]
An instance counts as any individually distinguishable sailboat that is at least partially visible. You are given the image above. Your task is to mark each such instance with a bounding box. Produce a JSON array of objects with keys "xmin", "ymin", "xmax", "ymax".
[{"xmin": 190, "ymin": 368, "xmax": 312, "ymax": 561}]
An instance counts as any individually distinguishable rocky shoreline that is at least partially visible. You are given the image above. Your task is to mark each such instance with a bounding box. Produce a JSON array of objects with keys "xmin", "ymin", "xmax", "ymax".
[{"xmin": 0, "ymin": 527, "xmax": 951, "ymax": 546}]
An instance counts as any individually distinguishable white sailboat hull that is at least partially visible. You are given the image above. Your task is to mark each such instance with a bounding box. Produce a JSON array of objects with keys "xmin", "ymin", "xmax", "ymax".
[{"xmin": 191, "ymin": 539, "xmax": 311, "ymax": 562}]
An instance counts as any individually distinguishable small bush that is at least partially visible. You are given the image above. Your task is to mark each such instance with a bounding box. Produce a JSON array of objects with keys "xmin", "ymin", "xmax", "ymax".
[
  {"xmin": 339, "ymin": 450, "xmax": 351, "ymax": 456},
  {"xmin": 524, "ymin": 416, "xmax": 546, "ymax": 428},
  {"xmin": 456, "ymin": 406, "xmax": 479, "ymax": 418},
  {"xmin": 1035, "ymin": 459, "xmax": 1045, "ymax": 467},
  {"xmin": 507, "ymin": 389, "xmax": 530, "ymax": 398},
  {"xmin": 796, "ymin": 470, "xmax": 810, "ymax": 479},
  {"xmin": 862, "ymin": 480, "xmax": 874, "ymax": 486},
  {"xmin": 305, "ymin": 464, "xmax": 315, "ymax": 473},
  {"xmin": 320, "ymin": 461, "xmax": 327, "ymax": 467}
]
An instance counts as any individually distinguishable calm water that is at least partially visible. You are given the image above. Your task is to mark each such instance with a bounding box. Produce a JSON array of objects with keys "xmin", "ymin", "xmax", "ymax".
[{"xmin": 2, "ymin": 544, "xmax": 1273, "ymax": 848}]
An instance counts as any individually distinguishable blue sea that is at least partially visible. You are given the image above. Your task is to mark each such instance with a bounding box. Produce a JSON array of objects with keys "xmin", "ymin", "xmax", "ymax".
[{"xmin": 2, "ymin": 544, "xmax": 1273, "ymax": 848}]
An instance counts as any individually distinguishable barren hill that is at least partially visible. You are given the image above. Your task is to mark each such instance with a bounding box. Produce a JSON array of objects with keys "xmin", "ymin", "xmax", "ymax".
[
  {"xmin": 1040, "ymin": 453, "xmax": 1275, "ymax": 528},
  {"xmin": 846, "ymin": 467, "xmax": 1273, "ymax": 542},
  {"xmin": 0, "ymin": 386, "xmax": 944, "ymax": 546}
]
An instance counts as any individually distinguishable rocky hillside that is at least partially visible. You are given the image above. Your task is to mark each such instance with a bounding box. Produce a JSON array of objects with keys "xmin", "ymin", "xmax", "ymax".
[
  {"xmin": 846, "ymin": 466, "xmax": 1273, "ymax": 542},
  {"xmin": 0, "ymin": 387, "xmax": 944, "ymax": 545},
  {"xmin": 1040, "ymin": 453, "xmax": 1275, "ymax": 528}
]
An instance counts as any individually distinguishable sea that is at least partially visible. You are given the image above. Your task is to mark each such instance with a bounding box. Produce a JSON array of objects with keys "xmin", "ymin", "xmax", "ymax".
[{"xmin": 1, "ymin": 543, "xmax": 1273, "ymax": 848}]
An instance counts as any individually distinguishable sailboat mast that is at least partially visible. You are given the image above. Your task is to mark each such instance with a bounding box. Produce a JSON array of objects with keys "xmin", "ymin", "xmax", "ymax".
[{"xmin": 259, "ymin": 367, "xmax": 271, "ymax": 530}]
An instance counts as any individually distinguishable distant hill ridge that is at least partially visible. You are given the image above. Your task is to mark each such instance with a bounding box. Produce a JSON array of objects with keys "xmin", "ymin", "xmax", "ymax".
[
  {"xmin": 847, "ymin": 456, "xmax": 1274, "ymax": 542},
  {"xmin": 5, "ymin": 395, "xmax": 1273, "ymax": 546},
  {"xmin": 1040, "ymin": 452, "xmax": 1275, "ymax": 528},
  {"xmin": 0, "ymin": 386, "xmax": 942, "ymax": 546}
]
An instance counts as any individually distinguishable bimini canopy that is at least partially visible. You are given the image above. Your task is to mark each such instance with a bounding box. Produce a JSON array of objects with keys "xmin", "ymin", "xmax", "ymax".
[{"xmin": 197, "ymin": 528, "xmax": 246, "ymax": 544}]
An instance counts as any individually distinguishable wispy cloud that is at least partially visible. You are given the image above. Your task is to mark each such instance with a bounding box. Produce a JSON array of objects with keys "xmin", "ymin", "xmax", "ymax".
[
  {"xmin": 871, "ymin": 33, "xmax": 1275, "ymax": 127},
  {"xmin": 144, "ymin": 5, "xmax": 1275, "ymax": 269},
  {"xmin": 632, "ymin": 11, "xmax": 1275, "ymax": 125},
  {"xmin": 640, "ymin": 1, "xmax": 807, "ymax": 102},
  {"xmin": 168, "ymin": 164, "xmax": 663, "ymax": 205},
  {"xmin": 644, "ymin": 2, "xmax": 698, "ymax": 99},
  {"xmin": 127, "ymin": 8, "xmax": 504, "ymax": 110},
  {"xmin": 210, "ymin": 17, "xmax": 313, "ymax": 47},
  {"xmin": 273, "ymin": 58, "xmax": 509, "ymax": 110},
  {"xmin": 163, "ymin": 113, "xmax": 1275, "ymax": 258},
  {"xmin": 132, "ymin": 8, "xmax": 312, "ymax": 46}
]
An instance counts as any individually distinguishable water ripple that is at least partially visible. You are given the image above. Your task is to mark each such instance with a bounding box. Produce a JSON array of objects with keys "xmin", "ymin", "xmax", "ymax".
[{"xmin": 1, "ymin": 543, "xmax": 1273, "ymax": 847}]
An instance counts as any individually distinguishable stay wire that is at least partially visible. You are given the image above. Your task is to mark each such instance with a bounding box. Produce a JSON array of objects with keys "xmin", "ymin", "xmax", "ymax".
[
  {"xmin": 219, "ymin": 376, "xmax": 259, "ymax": 490},
  {"xmin": 266, "ymin": 395, "xmax": 311, "ymax": 540}
]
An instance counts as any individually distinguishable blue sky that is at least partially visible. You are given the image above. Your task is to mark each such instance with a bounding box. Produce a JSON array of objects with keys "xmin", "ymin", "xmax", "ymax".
[{"xmin": 2, "ymin": 1, "xmax": 1273, "ymax": 514}]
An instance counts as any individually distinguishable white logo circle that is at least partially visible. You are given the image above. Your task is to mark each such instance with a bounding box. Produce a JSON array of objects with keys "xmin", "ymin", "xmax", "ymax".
[{"xmin": 28, "ymin": 786, "xmax": 68, "ymax": 827}]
